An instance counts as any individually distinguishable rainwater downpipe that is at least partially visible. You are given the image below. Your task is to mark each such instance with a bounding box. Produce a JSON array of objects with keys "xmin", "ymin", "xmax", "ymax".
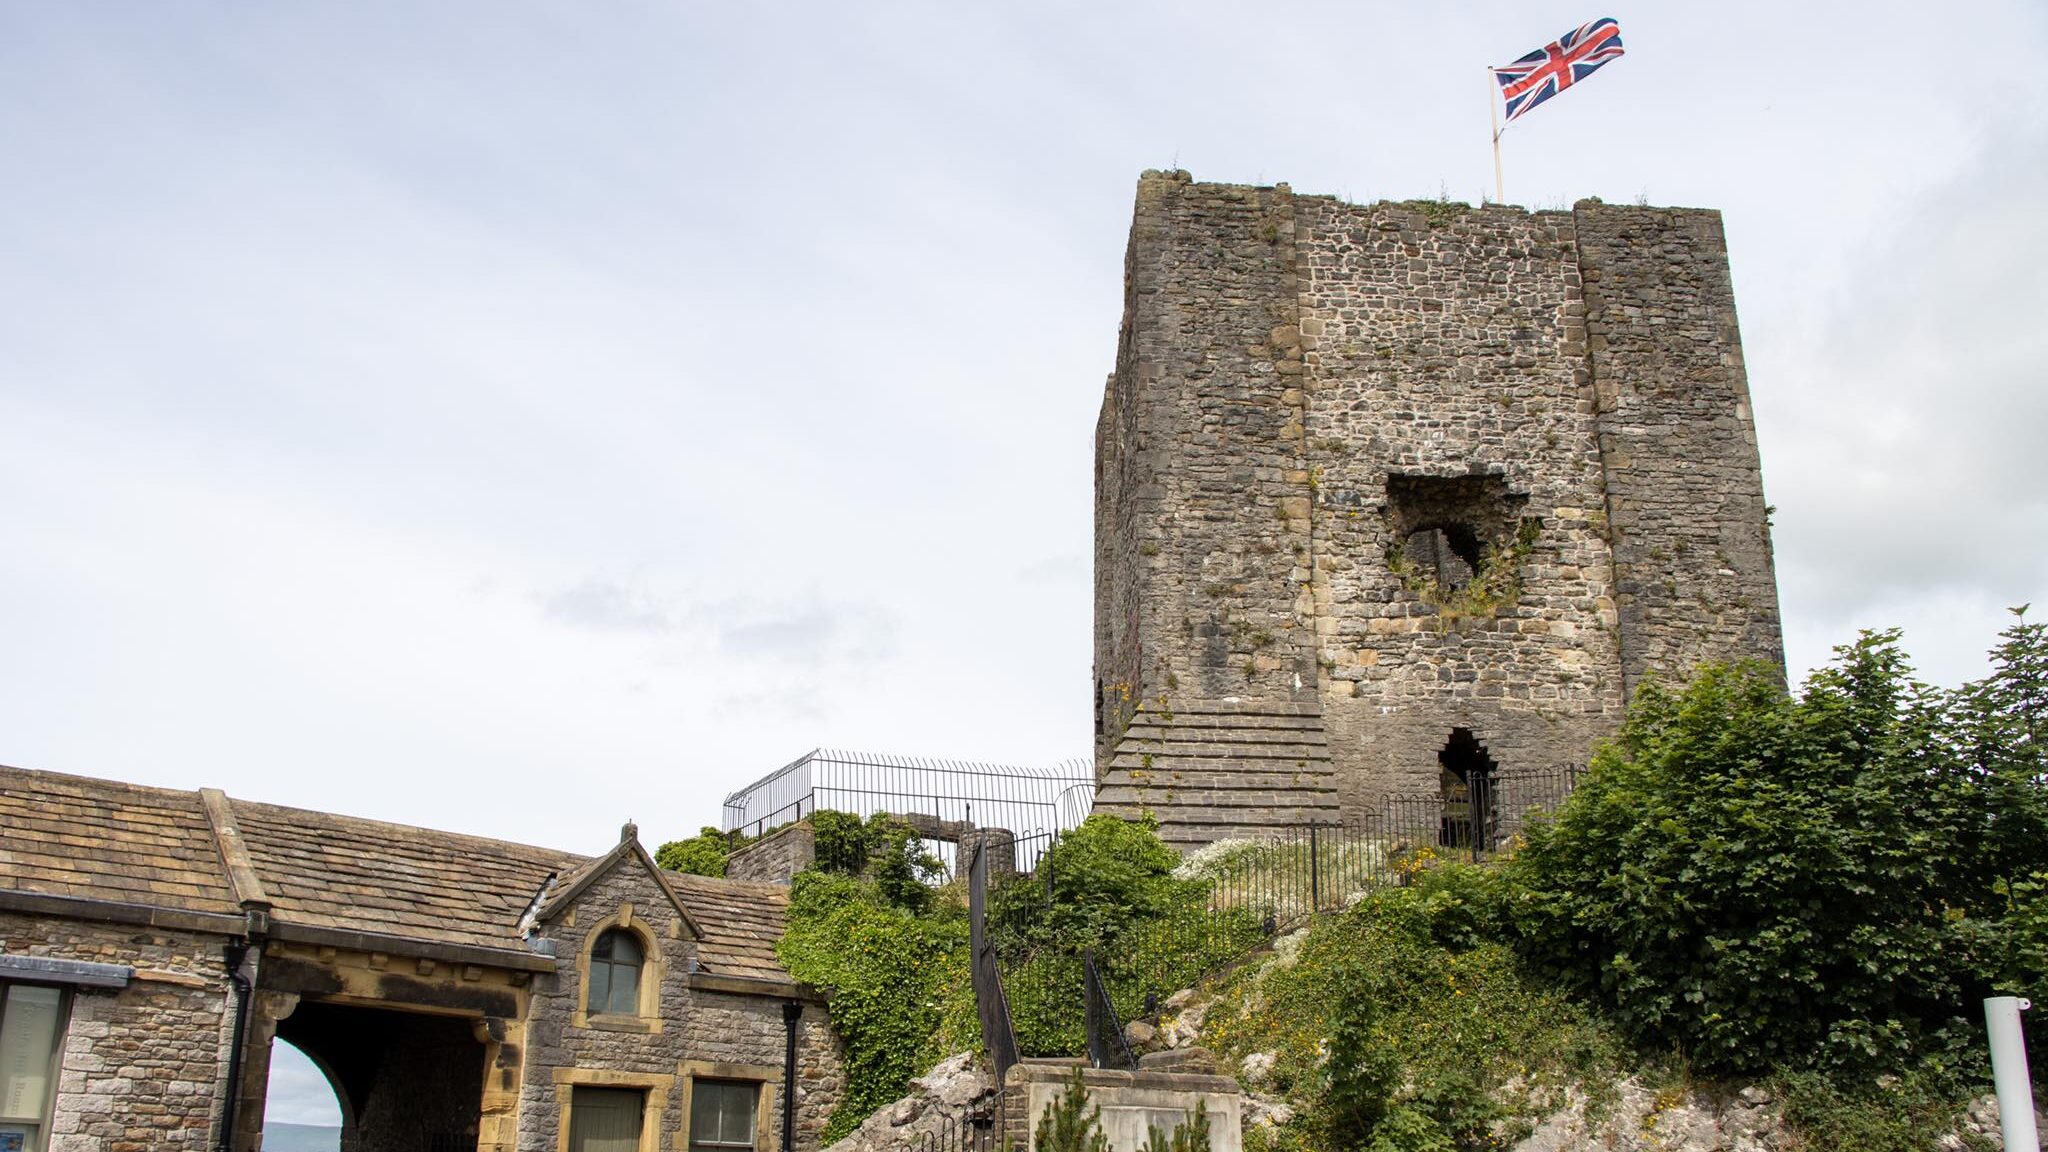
[
  {"xmin": 781, "ymin": 1001, "xmax": 803, "ymax": 1152},
  {"xmin": 218, "ymin": 939, "xmax": 257, "ymax": 1152}
]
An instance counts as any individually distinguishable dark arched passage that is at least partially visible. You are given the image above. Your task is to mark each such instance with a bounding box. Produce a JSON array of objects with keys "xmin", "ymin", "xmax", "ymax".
[
  {"xmin": 274, "ymin": 1000, "xmax": 485, "ymax": 1152},
  {"xmin": 1438, "ymin": 728, "xmax": 1499, "ymax": 858}
]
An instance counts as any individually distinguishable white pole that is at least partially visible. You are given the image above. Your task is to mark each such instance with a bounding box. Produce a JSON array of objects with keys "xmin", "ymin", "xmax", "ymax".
[
  {"xmin": 1987, "ymin": 996, "xmax": 2041, "ymax": 1152},
  {"xmin": 1487, "ymin": 68, "xmax": 1504, "ymax": 204}
]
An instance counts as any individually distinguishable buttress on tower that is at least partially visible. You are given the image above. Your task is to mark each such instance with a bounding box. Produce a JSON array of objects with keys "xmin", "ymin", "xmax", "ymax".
[{"xmin": 1092, "ymin": 170, "xmax": 1784, "ymax": 851}]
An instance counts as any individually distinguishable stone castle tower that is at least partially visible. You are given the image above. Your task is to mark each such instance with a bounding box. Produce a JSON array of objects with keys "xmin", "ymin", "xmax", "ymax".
[{"xmin": 1092, "ymin": 170, "xmax": 1783, "ymax": 850}]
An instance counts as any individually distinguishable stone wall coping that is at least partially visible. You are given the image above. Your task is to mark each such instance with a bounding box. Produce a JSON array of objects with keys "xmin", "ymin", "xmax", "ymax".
[
  {"xmin": 0, "ymin": 887, "xmax": 247, "ymax": 937},
  {"xmin": 266, "ymin": 920, "xmax": 557, "ymax": 974},
  {"xmin": 744, "ymin": 821, "xmax": 812, "ymax": 850},
  {"xmin": 686, "ymin": 970, "xmax": 825, "ymax": 1004},
  {"xmin": 1004, "ymin": 1063, "xmax": 1241, "ymax": 1095}
]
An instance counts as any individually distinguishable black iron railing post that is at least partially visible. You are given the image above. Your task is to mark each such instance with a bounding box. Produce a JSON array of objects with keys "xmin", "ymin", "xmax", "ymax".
[{"xmin": 1309, "ymin": 822, "xmax": 1321, "ymax": 911}]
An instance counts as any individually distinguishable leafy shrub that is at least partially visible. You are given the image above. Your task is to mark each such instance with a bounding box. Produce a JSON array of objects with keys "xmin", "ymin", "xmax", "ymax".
[
  {"xmin": 1509, "ymin": 622, "xmax": 2048, "ymax": 1079},
  {"xmin": 994, "ymin": 814, "xmax": 1264, "ymax": 1056},
  {"xmin": 999, "ymin": 813, "xmax": 1202, "ymax": 947},
  {"xmin": 654, "ymin": 827, "xmax": 734, "ymax": 877},
  {"xmin": 1204, "ymin": 865, "xmax": 1622, "ymax": 1151},
  {"xmin": 810, "ymin": 810, "xmax": 944, "ymax": 912}
]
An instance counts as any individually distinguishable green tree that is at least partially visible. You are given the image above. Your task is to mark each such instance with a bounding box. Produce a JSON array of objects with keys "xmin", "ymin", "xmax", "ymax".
[
  {"xmin": 1510, "ymin": 624, "xmax": 2048, "ymax": 1077},
  {"xmin": 998, "ymin": 813, "xmax": 1199, "ymax": 947},
  {"xmin": 1034, "ymin": 1069, "xmax": 1111, "ymax": 1152}
]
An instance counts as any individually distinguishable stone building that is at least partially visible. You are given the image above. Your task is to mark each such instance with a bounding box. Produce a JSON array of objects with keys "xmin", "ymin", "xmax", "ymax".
[
  {"xmin": 0, "ymin": 763, "xmax": 843, "ymax": 1152},
  {"xmin": 1093, "ymin": 171, "xmax": 1783, "ymax": 849}
]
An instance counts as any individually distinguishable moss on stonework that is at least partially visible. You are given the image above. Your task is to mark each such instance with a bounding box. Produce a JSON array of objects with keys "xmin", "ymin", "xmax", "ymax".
[{"xmin": 1391, "ymin": 198, "xmax": 1473, "ymax": 229}]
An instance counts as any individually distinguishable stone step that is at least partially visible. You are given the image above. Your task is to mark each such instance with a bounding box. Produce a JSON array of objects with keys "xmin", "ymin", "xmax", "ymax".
[
  {"xmin": 1141, "ymin": 699, "xmax": 1325, "ymax": 717},
  {"xmin": 1124, "ymin": 711, "xmax": 1327, "ymax": 732},
  {"xmin": 1095, "ymin": 802, "xmax": 1340, "ymax": 828},
  {"xmin": 1099, "ymin": 769, "xmax": 1338, "ymax": 792},
  {"xmin": 1108, "ymin": 741, "xmax": 1331, "ymax": 764}
]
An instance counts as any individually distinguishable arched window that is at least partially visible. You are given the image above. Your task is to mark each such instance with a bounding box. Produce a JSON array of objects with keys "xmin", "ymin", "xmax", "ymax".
[{"xmin": 587, "ymin": 929, "xmax": 644, "ymax": 1016}]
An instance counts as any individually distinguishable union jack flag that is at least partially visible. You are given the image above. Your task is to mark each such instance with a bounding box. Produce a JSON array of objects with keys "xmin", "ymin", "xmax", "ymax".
[{"xmin": 1494, "ymin": 18, "xmax": 1625, "ymax": 124}]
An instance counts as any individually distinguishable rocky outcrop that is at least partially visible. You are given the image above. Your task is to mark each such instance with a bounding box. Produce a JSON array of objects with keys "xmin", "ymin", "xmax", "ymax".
[{"xmin": 828, "ymin": 1053, "xmax": 995, "ymax": 1152}]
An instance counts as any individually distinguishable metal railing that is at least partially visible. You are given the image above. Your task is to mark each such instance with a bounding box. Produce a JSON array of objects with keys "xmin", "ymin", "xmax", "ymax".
[{"xmin": 721, "ymin": 749, "xmax": 1094, "ymax": 875}]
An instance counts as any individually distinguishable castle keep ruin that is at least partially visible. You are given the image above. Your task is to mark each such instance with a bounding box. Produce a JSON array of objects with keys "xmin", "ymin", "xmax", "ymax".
[{"xmin": 1093, "ymin": 171, "xmax": 1784, "ymax": 850}]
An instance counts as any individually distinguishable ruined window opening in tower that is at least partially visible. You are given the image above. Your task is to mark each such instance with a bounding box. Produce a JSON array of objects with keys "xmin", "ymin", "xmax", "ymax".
[
  {"xmin": 1438, "ymin": 728, "xmax": 1499, "ymax": 855},
  {"xmin": 1385, "ymin": 475, "xmax": 1528, "ymax": 596}
]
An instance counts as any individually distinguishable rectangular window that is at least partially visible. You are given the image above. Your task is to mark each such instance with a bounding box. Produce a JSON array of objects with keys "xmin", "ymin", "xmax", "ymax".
[
  {"xmin": 688, "ymin": 1079, "xmax": 759, "ymax": 1152},
  {"xmin": 569, "ymin": 1087, "xmax": 644, "ymax": 1152},
  {"xmin": 0, "ymin": 983, "xmax": 67, "ymax": 1152}
]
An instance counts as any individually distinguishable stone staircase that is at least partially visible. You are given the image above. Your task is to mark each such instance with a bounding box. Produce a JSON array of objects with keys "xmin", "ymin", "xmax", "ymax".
[{"xmin": 1095, "ymin": 700, "xmax": 1339, "ymax": 851}]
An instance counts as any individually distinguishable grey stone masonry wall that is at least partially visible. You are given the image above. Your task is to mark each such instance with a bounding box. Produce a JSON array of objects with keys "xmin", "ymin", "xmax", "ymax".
[
  {"xmin": 0, "ymin": 912, "xmax": 235, "ymax": 1152},
  {"xmin": 1576, "ymin": 204, "xmax": 1785, "ymax": 694},
  {"xmin": 515, "ymin": 861, "xmax": 844, "ymax": 1152},
  {"xmin": 726, "ymin": 823, "xmax": 816, "ymax": 884},
  {"xmin": 1093, "ymin": 172, "xmax": 1782, "ymax": 840},
  {"xmin": 1093, "ymin": 172, "xmax": 1317, "ymax": 768}
]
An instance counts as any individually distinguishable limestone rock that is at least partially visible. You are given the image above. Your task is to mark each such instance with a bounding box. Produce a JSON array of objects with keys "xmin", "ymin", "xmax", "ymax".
[{"xmin": 829, "ymin": 1051, "xmax": 992, "ymax": 1152}]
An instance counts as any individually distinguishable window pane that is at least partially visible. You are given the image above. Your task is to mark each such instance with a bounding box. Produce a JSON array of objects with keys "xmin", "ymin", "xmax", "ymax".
[
  {"xmin": 690, "ymin": 1080, "xmax": 756, "ymax": 1151},
  {"xmin": 719, "ymin": 1083, "xmax": 756, "ymax": 1144},
  {"xmin": 606, "ymin": 963, "xmax": 639, "ymax": 1015},
  {"xmin": 609, "ymin": 933, "xmax": 642, "ymax": 966},
  {"xmin": 0, "ymin": 985, "xmax": 63, "ymax": 1124},
  {"xmin": 570, "ymin": 1087, "xmax": 643, "ymax": 1152},
  {"xmin": 587, "ymin": 963, "xmax": 612, "ymax": 1015}
]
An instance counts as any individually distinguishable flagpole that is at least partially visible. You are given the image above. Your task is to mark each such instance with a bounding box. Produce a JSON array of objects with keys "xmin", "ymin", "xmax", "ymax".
[{"xmin": 1487, "ymin": 67, "xmax": 1504, "ymax": 204}]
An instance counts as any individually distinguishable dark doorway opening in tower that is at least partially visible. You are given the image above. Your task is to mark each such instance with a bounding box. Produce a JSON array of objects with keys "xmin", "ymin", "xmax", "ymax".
[{"xmin": 1438, "ymin": 728, "xmax": 1499, "ymax": 859}]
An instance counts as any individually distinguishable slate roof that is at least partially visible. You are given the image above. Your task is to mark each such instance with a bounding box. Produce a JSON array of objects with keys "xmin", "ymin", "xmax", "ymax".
[
  {"xmin": 0, "ymin": 768, "xmax": 242, "ymax": 915},
  {"xmin": 0, "ymin": 763, "xmax": 795, "ymax": 982}
]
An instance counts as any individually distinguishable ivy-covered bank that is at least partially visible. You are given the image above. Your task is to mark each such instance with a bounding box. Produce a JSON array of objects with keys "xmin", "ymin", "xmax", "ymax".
[{"xmin": 773, "ymin": 813, "xmax": 979, "ymax": 1142}]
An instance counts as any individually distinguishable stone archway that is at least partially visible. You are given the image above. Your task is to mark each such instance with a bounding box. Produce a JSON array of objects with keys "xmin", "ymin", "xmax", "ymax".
[{"xmin": 274, "ymin": 1000, "xmax": 486, "ymax": 1152}]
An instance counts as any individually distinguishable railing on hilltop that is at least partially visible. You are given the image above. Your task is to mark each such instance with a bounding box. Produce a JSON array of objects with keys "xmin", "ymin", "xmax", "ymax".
[
  {"xmin": 971, "ymin": 765, "xmax": 1582, "ymax": 1070},
  {"xmin": 720, "ymin": 749, "xmax": 1094, "ymax": 875}
]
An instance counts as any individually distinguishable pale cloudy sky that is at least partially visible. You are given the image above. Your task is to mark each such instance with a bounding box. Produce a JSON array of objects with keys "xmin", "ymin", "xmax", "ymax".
[
  {"xmin": 7, "ymin": 0, "xmax": 2048, "ymax": 841},
  {"xmin": 4, "ymin": 8, "xmax": 2047, "ymax": 1119}
]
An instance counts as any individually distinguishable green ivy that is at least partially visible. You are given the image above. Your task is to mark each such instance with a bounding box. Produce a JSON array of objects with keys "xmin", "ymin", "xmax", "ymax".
[
  {"xmin": 777, "ymin": 868, "xmax": 976, "ymax": 1141},
  {"xmin": 776, "ymin": 811, "xmax": 958, "ymax": 1138}
]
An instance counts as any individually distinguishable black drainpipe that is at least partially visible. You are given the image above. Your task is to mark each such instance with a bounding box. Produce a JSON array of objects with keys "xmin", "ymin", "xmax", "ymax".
[
  {"xmin": 781, "ymin": 1001, "xmax": 802, "ymax": 1152},
  {"xmin": 218, "ymin": 939, "xmax": 256, "ymax": 1152}
]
